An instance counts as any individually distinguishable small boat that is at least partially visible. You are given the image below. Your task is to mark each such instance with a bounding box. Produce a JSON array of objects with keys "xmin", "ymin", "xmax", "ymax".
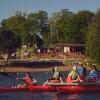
[
  {"xmin": 0, "ymin": 85, "xmax": 56, "ymax": 92},
  {"xmin": 47, "ymin": 81, "xmax": 100, "ymax": 93},
  {"xmin": 29, "ymin": 85, "xmax": 57, "ymax": 92},
  {"xmin": 57, "ymin": 85, "xmax": 100, "ymax": 93},
  {"xmin": 0, "ymin": 87, "xmax": 28, "ymax": 92},
  {"xmin": 1, "ymin": 81, "xmax": 100, "ymax": 93}
]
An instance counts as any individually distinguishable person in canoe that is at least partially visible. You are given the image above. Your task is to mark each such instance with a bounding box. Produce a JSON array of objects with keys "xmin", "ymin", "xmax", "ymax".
[
  {"xmin": 66, "ymin": 66, "xmax": 83, "ymax": 83},
  {"xmin": 77, "ymin": 62, "xmax": 87, "ymax": 81},
  {"xmin": 43, "ymin": 67, "xmax": 63, "ymax": 86},
  {"xmin": 87, "ymin": 64, "xmax": 99, "ymax": 82},
  {"xmin": 16, "ymin": 73, "xmax": 37, "ymax": 88}
]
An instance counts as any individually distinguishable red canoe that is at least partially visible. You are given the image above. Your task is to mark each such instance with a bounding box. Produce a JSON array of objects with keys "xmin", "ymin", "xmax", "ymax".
[
  {"xmin": 1, "ymin": 81, "xmax": 100, "ymax": 93},
  {"xmin": 0, "ymin": 87, "xmax": 28, "ymax": 92},
  {"xmin": 57, "ymin": 85, "xmax": 100, "ymax": 93},
  {"xmin": 0, "ymin": 86, "xmax": 56, "ymax": 92},
  {"xmin": 46, "ymin": 81, "xmax": 100, "ymax": 93},
  {"xmin": 29, "ymin": 85, "xmax": 57, "ymax": 92}
]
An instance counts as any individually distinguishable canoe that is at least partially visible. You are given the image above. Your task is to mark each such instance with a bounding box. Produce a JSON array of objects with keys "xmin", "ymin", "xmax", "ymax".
[
  {"xmin": 0, "ymin": 86, "xmax": 56, "ymax": 92},
  {"xmin": 47, "ymin": 81, "xmax": 100, "ymax": 93},
  {"xmin": 57, "ymin": 85, "xmax": 100, "ymax": 93},
  {"xmin": 1, "ymin": 81, "xmax": 100, "ymax": 93},
  {"xmin": 0, "ymin": 87, "xmax": 28, "ymax": 92},
  {"xmin": 29, "ymin": 85, "xmax": 57, "ymax": 92}
]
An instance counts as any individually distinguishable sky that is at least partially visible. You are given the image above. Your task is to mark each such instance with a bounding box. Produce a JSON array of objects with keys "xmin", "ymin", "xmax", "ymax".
[{"xmin": 0, "ymin": 0, "xmax": 100, "ymax": 22}]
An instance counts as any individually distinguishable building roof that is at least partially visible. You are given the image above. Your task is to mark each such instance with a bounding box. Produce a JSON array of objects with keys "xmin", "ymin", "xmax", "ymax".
[{"xmin": 51, "ymin": 43, "xmax": 85, "ymax": 47}]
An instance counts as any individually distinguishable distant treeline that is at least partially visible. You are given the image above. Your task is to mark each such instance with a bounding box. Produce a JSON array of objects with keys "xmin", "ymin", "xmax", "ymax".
[{"xmin": 0, "ymin": 8, "xmax": 100, "ymax": 62}]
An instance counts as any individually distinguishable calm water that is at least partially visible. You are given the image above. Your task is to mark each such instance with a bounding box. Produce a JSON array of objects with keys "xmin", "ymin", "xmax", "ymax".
[{"xmin": 0, "ymin": 72, "xmax": 100, "ymax": 100}]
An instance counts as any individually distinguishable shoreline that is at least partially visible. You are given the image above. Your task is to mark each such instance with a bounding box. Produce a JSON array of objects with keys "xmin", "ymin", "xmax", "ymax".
[
  {"xmin": 0, "ymin": 58, "xmax": 82, "ymax": 67},
  {"xmin": 0, "ymin": 59, "xmax": 93, "ymax": 73},
  {"xmin": 0, "ymin": 65, "xmax": 93, "ymax": 73},
  {"xmin": 0, "ymin": 66, "xmax": 71, "ymax": 72},
  {"xmin": 0, "ymin": 59, "xmax": 82, "ymax": 72}
]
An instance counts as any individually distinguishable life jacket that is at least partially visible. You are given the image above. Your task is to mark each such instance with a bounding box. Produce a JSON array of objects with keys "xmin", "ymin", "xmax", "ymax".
[
  {"xmin": 87, "ymin": 69, "xmax": 98, "ymax": 80},
  {"xmin": 91, "ymin": 69, "xmax": 98, "ymax": 78},
  {"xmin": 77, "ymin": 66, "xmax": 86, "ymax": 76},
  {"xmin": 66, "ymin": 76, "xmax": 73, "ymax": 82}
]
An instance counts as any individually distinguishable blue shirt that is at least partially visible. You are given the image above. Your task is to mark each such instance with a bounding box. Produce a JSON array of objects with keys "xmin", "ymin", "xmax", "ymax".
[
  {"xmin": 87, "ymin": 69, "xmax": 98, "ymax": 79},
  {"xmin": 77, "ymin": 66, "xmax": 84, "ymax": 74}
]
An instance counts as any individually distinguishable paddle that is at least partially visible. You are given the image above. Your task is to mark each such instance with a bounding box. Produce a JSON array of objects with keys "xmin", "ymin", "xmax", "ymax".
[
  {"xmin": 16, "ymin": 78, "xmax": 37, "ymax": 85},
  {"xmin": 42, "ymin": 80, "xmax": 49, "ymax": 86},
  {"xmin": 16, "ymin": 78, "xmax": 25, "ymax": 81}
]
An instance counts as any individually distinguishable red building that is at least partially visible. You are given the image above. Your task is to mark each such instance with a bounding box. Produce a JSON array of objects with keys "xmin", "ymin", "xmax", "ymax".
[{"xmin": 51, "ymin": 43, "xmax": 85, "ymax": 54}]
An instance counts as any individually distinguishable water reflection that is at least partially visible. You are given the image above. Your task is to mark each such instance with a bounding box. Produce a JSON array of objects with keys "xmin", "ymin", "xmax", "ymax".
[
  {"xmin": 54, "ymin": 93, "xmax": 81, "ymax": 100},
  {"xmin": 27, "ymin": 92, "xmax": 100, "ymax": 100},
  {"xmin": 0, "ymin": 91, "xmax": 100, "ymax": 100},
  {"xmin": 28, "ymin": 92, "xmax": 81, "ymax": 100},
  {"xmin": 66, "ymin": 94, "xmax": 80, "ymax": 100},
  {"xmin": 25, "ymin": 92, "xmax": 57, "ymax": 100}
]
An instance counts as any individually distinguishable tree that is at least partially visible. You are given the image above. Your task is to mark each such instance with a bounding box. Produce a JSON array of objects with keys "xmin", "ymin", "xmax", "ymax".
[
  {"xmin": 86, "ymin": 9, "xmax": 100, "ymax": 62},
  {"xmin": 28, "ymin": 10, "xmax": 49, "ymax": 44},
  {"xmin": 50, "ymin": 9, "xmax": 74, "ymax": 43},
  {"xmin": 50, "ymin": 9, "xmax": 93, "ymax": 43},
  {"xmin": 0, "ymin": 28, "xmax": 21, "ymax": 54},
  {"xmin": 1, "ymin": 13, "xmax": 31, "ymax": 46},
  {"xmin": 72, "ymin": 10, "xmax": 94, "ymax": 43}
]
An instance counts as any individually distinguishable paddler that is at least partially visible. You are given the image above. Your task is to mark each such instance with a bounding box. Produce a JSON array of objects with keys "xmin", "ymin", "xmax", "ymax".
[
  {"xmin": 66, "ymin": 66, "xmax": 83, "ymax": 83},
  {"xmin": 43, "ymin": 67, "xmax": 63, "ymax": 86},
  {"xmin": 87, "ymin": 64, "xmax": 99, "ymax": 82},
  {"xmin": 51, "ymin": 67, "xmax": 63, "ymax": 81},
  {"xmin": 16, "ymin": 73, "xmax": 37, "ymax": 87}
]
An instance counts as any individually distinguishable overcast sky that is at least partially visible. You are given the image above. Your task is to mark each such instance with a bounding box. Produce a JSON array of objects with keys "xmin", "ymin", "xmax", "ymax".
[{"xmin": 0, "ymin": 0, "xmax": 100, "ymax": 22}]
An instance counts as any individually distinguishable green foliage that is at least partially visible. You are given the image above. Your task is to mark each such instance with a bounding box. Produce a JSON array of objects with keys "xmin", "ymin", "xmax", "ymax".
[
  {"xmin": 28, "ymin": 10, "xmax": 49, "ymax": 34},
  {"xmin": 28, "ymin": 10, "xmax": 49, "ymax": 46},
  {"xmin": 86, "ymin": 9, "xmax": 100, "ymax": 62},
  {"xmin": 49, "ymin": 9, "xmax": 74, "ymax": 43},
  {"xmin": 1, "ymin": 14, "xmax": 30, "ymax": 45},
  {"xmin": 0, "ymin": 28, "xmax": 21, "ymax": 53},
  {"xmin": 74, "ymin": 11, "xmax": 94, "ymax": 43},
  {"xmin": 50, "ymin": 9, "xmax": 93, "ymax": 43},
  {"xmin": 1, "ymin": 9, "xmax": 93, "ymax": 47}
]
